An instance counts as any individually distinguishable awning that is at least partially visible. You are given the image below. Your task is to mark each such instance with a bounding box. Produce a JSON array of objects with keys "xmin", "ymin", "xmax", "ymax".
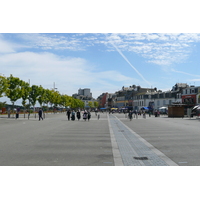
[
  {"xmin": 111, "ymin": 108, "xmax": 118, "ymax": 110},
  {"xmin": 159, "ymin": 107, "xmax": 168, "ymax": 110},
  {"xmin": 141, "ymin": 107, "xmax": 149, "ymax": 110},
  {"xmin": 100, "ymin": 108, "xmax": 107, "ymax": 110}
]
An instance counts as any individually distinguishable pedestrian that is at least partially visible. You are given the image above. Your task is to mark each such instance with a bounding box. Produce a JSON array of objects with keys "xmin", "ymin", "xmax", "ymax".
[
  {"xmin": 71, "ymin": 110, "xmax": 75, "ymax": 121},
  {"xmin": 95, "ymin": 108, "xmax": 98, "ymax": 116},
  {"xmin": 67, "ymin": 110, "xmax": 71, "ymax": 120},
  {"xmin": 87, "ymin": 111, "xmax": 91, "ymax": 121},
  {"xmin": 38, "ymin": 108, "xmax": 43, "ymax": 121},
  {"xmin": 76, "ymin": 110, "xmax": 81, "ymax": 120},
  {"xmin": 134, "ymin": 110, "xmax": 138, "ymax": 119},
  {"xmin": 83, "ymin": 110, "xmax": 88, "ymax": 121},
  {"xmin": 149, "ymin": 111, "xmax": 151, "ymax": 117},
  {"xmin": 155, "ymin": 110, "xmax": 158, "ymax": 117},
  {"xmin": 143, "ymin": 111, "xmax": 146, "ymax": 119},
  {"xmin": 128, "ymin": 110, "xmax": 133, "ymax": 121}
]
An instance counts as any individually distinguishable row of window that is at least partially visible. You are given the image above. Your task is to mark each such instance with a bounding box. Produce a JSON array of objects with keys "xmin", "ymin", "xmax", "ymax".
[
  {"xmin": 133, "ymin": 100, "xmax": 173, "ymax": 106},
  {"xmin": 132, "ymin": 93, "xmax": 182, "ymax": 100}
]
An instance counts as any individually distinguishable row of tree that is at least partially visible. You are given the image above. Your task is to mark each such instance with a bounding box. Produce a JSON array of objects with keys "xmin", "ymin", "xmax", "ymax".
[{"xmin": 0, "ymin": 74, "xmax": 92, "ymax": 112}]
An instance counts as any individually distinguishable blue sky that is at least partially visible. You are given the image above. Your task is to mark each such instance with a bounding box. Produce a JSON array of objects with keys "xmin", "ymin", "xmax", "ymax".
[
  {"xmin": 1, "ymin": 33, "xmax": 200, "ymax": 104},
  {"xmin": 1, "ymin": 1, "xmax": 200, "ymax": 105}
]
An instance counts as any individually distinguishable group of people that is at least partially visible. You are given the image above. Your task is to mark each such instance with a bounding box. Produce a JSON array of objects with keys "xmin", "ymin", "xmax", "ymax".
[
  {"xmin": 66, "ymin": 110, "xmax": 91, "ymax": 121},
  {"xmin": 127, "ymin": 110, "xmax": 148, "ymax": 120}
]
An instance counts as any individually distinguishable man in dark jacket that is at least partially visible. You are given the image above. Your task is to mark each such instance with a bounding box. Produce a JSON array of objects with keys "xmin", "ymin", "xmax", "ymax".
[
  {"xmin": 67, "ymin": 110, "xmax": 71, "ymax": 120},
  {"xmin": 38, "ymin": 108, "xmax": 43, "ymax": 121}
]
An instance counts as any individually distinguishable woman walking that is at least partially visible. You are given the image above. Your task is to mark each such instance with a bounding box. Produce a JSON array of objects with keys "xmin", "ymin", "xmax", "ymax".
[
  {"xmin": 71, "ymin": 110, "xmax": 76, "ymax": 121},
  {"xmin": 67, "ymin": 110, "xmax": 71, "ymax": 121},
  {"xmin": 87, "ymin": 111, "xmax": 91, "ymax": 121},
  {"xmin": 77, "ymin": 110, "xmax": 81, "ymax": 121},
  {"xmin": 83, "ymin": 110, "xmax": 88, "ymax": 121},
  {"xmin": 128, "ymin": 110, "xmax": 133, "ymax": 121}
]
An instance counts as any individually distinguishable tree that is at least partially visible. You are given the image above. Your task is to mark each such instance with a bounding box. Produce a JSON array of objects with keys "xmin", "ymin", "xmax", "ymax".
[
  {"xmin": 29, "ymin": 85, "xmax": 42, "ymax": 117},
  {"xmin": 94, "ymin": 101, "xmax": 99, "ymax": 108},
  {"xmin": 60, "ymin": 94, "xmax": 71, "ymax": 108},
  {"xmin": 43, "ymin": 89, "xmax": 53, "ymax": 112},
  {"xmin": 5, "ymin": 75, "xmax": 23, "ymax": 114},
  {"xmin": 78, "ymin": 99, "xmax": 84, "ymax": 109},
  {"xmin": 0, "ymin": 101, "xmax": 6, "ymax": 110},
  {"xmin": 88, "ymin": 101, "xmax": 94, "ymax": 109},
  {"xmin": 72, "ymin": 98, "xmax": 84, "ymax": 109},
  {"xmin": 37, "ymin": 86, "xmax": 46, "ymax": 107},
  {"xmin": 51, "ymin": 90, "xmax": 61, "ymax": 109},
  {"xmin": 0, "ymin": 74, "xmax": 9, "ymax": 98},
  {"xmin": 21, "ymin": 80, "xmax": 31, "ymax": 118}
]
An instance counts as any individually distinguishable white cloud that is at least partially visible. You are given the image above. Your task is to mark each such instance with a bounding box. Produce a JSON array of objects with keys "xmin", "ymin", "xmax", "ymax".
[
  {"xmin": 171, "ymin": 69, "xmax": 200, "ymax": 77},
  {"xmin": 189, "ymin": 79, "xmax": 200, "ymax": 82},
  {"xmin": 104, "ymin": 33, "xmax": 200, "ymax": 66},
  {"xmin": 0, "ymin": 38, "xmax": 15, "ymax": 53},
  {"xmin": 16, "ymin": 33, "xmax": 85, "ymax": 51},
  {"xmin": 3, "ymin": 33, "xmax": 200, "ymax": 67},
  {"xmin": 0, "ymin": 51, "xmax": 134, "ymax": 99}
]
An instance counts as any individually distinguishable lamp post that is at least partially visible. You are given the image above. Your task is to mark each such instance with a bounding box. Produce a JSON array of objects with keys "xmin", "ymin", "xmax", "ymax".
[{"xmin": 53, "ymin": 82, "xmax": 57, "ymax": 91}]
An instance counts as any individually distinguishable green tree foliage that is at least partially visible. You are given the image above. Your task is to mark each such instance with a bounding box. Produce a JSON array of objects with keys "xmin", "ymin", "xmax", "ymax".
[
  {"xmin": 52, "ymin": 90, "xmax": 61, "ymax": 108},
  {"xmin": 70, "ymin": 98, "xmax": 85, "ymax": 109},
  {"xmin": 37, "ymin": 86, "xmax": 46, "ymax": 107},
  {"xmin": 79, "ymin": 100, "xmax": 84, "ymax": 109},
  {"xmin": 88, "ymin": 101, "xmax": 94, "ymax": 108},
  {"xmin": 0, "ymin": 74, "xmax": 9, "ymax": 98},
  {"xmin": 94, "ymin": 101, "xmax": 99, "ymax": 108},
  {"xmin": 43, "ymin": 89, "xmax": 53, "ymax": 108},
  {"xmin": 60, "ymin": 94, "xmax": 70, "ymax": 108},
  {"xmin": 2, "ymin": 74, "xmax": 89, "ymax": 112},
  {"xmin": 21, "ymin": 80, "xmax": 31, "ymax": 108},
  {"xmin": 5, "ymin": 75, "xmax": 23, "ymax": 109},
  {"xmin": 0, "ymin": 101, "xmax": 6, "ymax": 110},
  {"xmin": 29, "ymin": 85, "xmax": 42, "ymax": 108}
]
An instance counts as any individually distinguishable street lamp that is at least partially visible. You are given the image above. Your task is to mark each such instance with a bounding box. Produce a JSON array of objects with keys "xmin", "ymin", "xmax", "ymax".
[{"xmin": 53, "ymin": 82, "xmax": 57, "ymax": 91}]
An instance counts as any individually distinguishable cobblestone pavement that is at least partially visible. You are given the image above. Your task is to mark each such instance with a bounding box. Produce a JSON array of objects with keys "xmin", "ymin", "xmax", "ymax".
[{"xmin": 108, "ymin": 114, "xmax": 178, "ymax": 166}]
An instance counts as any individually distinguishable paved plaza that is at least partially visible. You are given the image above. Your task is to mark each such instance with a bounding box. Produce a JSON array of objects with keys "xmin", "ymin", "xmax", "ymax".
[{"xmin": 0, "ymin": 112, "xmax": 200, "ymax": 166}]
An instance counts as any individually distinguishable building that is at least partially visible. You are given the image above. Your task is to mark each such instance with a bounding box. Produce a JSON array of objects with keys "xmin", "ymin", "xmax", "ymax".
[
  {"xmin": 133, "ymin": 83, "xmax": 188, "ymax": 110},
  {"xmin": 78, "ymin": 88, "xmax": 92, "ymax": 98},
  {"xmin": 182, "ymin": 85, "xmax": 200, "ymax": 107},
  {"xmin": 72, "ymin": 88, "xmax": 95, "ymax": 109},
  {"xmin": 97, "ymin": 93, "xmax": 108, "ymax": 108},
  {"xmin": 99, "ymin": 83, "xmax": 190, "ymax": 111}
]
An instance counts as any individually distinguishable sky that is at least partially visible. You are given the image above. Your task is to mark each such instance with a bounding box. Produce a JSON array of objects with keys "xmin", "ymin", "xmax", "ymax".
[
  {"xmin": 1, "ymin": 0, "xmax": 200, "ymax": 106},
  {"xmin": 1, "ymin": 33, "xmax": 200, "ymax": 105}
]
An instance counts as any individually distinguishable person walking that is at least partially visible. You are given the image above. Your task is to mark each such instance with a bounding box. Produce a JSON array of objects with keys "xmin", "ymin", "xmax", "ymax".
[
  {"xmin": 71, "ymin": 110, "xmax": 75, "ymax": 121},
  {"xmin": 38, "ymin": 108, "xmax": 43, "ymax": 121},
  {"xmin": 67, "ymin": 110, "xmax": 71, "ymax": 120},
  {"xmin": 87, "ymin": 111, "xmax": 91, "ymax": 121},
  {"xmin": 83, "ymin": 110, "xmax": 88, "ymax": 121},
  {"xmin": 76, "ymin": 110, "xmax": 81, "ymax": 121},
  {"xmin": 128, "ymin": 110, "xmax": 133, "ymax": 121},
  {"xmin": 143, "ymin": 110, "xmax": 146, "ymax": 119}
]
